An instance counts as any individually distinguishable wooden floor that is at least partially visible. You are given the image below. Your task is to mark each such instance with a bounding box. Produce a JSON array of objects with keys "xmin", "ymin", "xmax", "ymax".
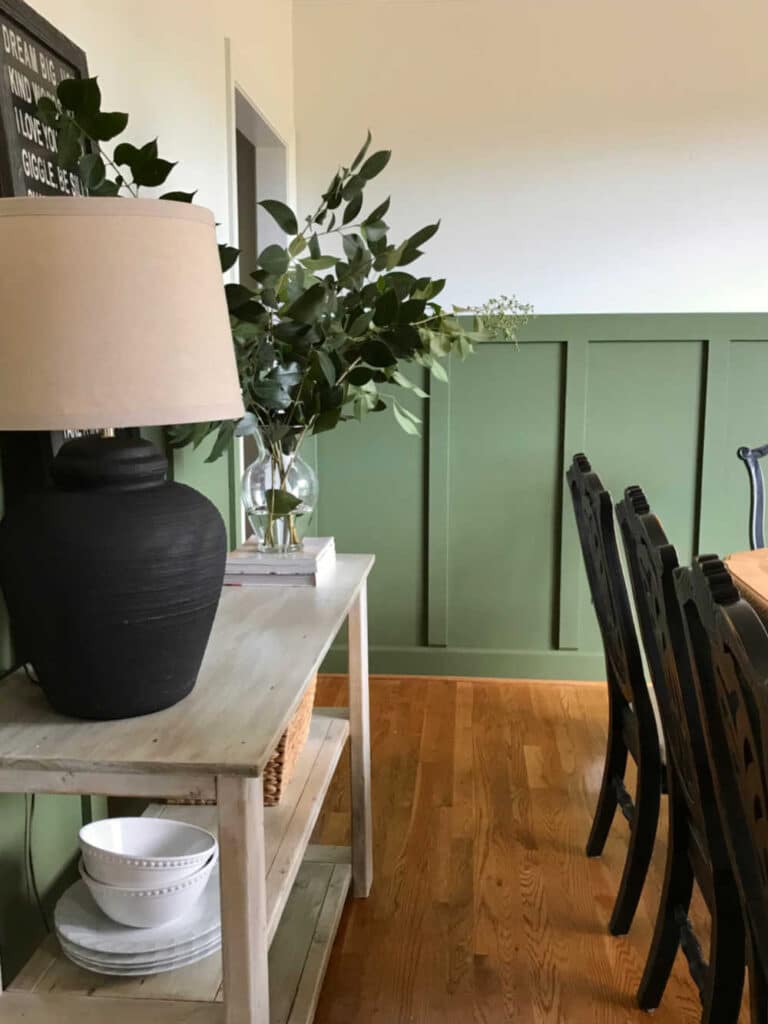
[{"xmin": 311, "ymin": 675, "xmax": 750, "ymax": 1023}]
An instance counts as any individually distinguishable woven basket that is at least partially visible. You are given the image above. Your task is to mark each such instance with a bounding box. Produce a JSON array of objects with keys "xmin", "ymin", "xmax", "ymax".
[
  {"xmin": 263, "ymin": 673, "xmax": 317, "ymax": 806},
  {"xmin": 168, "ymin": 674, "xmax": 317, "ymax": 808}
]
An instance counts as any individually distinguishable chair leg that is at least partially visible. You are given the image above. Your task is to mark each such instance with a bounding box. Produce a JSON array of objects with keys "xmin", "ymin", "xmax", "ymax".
[
  {"xmin": 701, "ymin": 877, "xmax": 745, "ymax": 1024},
  {"xmin": 747, "ymin": 932, "xmax": 768, "ymax": 1024},
  {"xmin": 587, "ymin": 692, "xmax": 629, "ymax": 858},
  {"xmin": 608, "ymin": 737, "xmax": 661, "ymax": 936},
  {"xmin": 637, "ymin": 780, "xmax": 693, "ymax": 1010}
]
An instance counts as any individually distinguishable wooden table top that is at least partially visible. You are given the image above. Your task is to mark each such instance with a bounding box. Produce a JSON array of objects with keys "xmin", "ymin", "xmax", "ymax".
[
  {"xmin": 0, "ymin": 553, "xmax": 374, "ymax": 778},
  {"xmin": 725, "ymin": 548, "xmax": 768, "ymax": 622}
]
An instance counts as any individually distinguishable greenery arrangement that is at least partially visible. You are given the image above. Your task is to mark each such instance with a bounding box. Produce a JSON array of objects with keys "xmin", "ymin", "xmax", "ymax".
[{"xmin": 38, "ymin": 77, "xmax": 531, "ymax": 544}]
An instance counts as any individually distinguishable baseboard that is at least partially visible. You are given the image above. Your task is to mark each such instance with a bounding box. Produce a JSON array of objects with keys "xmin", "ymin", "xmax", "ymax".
[{"xmin": 321, "ymin": 645, "xmax": 606, "ymax": 681}]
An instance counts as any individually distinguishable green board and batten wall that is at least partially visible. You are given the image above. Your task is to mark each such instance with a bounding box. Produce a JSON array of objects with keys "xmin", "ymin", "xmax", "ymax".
[
  {"xmin": 0, "ymin": 311, "xmax": 766, "ymax": 978},
  {"xmin": 316, "ymin": 313, "xmax": 768, "ymax": 678}
]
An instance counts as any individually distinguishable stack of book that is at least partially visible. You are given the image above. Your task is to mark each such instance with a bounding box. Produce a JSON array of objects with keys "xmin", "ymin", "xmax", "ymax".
[{"xmin": 223, "ymin": 536, "xmax": 336, "ymax": 587}]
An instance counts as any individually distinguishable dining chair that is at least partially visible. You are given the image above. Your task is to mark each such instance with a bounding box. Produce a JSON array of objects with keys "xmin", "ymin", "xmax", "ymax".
[
  {"xmin": 737, "ymin": 443, "xmax": 768, "ymax": 549},
  {"xmin": 616, "ymin": 488, "xmax": 745, "ymax": 1020},
  {"xmin": 566, "ymin": 454, "xmax": 662, "ymax": 935},
  {"xmin": 676, "ymin": 554, "xmax": 768, "ymax": 1023}
]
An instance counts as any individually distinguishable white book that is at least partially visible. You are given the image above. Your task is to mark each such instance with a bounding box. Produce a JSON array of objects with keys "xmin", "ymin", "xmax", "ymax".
[
  {"xmin": 222, "ymin": 562, "xmax": 331, "ymax": 588},
  {"xmin": 225, "ymin": 536, "xmax": 336, "ymax": 576}
]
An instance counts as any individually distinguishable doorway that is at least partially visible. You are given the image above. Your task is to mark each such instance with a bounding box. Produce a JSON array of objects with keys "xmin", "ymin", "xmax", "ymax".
[{"xmin": 230, "ymin": 83, "xmax": 289, "ymax": 540}]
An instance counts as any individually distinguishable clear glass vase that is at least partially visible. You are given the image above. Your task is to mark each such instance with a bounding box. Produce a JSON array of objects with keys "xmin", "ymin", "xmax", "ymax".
[{"xmin": 241, "ymin": 431, "xmax": 318, "ymax": 552}]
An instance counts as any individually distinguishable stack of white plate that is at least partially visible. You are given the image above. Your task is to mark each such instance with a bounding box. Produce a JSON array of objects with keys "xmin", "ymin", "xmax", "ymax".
[{"xmin": 54, "ymin": 866, "xmax": 221, "ymax": 976}]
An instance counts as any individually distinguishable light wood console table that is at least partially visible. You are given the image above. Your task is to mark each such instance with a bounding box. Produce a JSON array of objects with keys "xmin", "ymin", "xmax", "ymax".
[{"xmin": 0, "ymin": 553, "xmax": 375, "ymax": 1024}]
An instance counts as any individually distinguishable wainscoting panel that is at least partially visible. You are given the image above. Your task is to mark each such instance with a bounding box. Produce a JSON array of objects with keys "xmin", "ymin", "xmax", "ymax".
[{"xmin": 316, "ymin": 313, "xmax": 768, "ymax": 679}]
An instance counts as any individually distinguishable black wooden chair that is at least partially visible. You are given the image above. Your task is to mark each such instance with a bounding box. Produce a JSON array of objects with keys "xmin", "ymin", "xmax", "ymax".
[
  {"xmin": 616, "ymin": 489, "xmax": 745, "ymax": 1020},
  {"xmin": 567, "ymin": 454, "xmax": 662, "ymax": 935},
  {"xmin": 676, "ymin": 554, "xmax": 768, "ymax": 1023},
  {"xmin": 737, "ymin": 443, "xmax": 768, "ymax": 549}
]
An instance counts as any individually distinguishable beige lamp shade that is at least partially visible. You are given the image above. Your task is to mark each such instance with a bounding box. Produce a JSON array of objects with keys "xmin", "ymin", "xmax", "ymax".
[{"xmin": 0, "ymin": 197, "xmax": 244, "ymax": 430}]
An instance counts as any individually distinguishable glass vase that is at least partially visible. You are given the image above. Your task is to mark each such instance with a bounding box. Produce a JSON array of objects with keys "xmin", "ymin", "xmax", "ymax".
[{"xmin": 241, "ymin": 432, "xmax": 318, "ymax": 552}]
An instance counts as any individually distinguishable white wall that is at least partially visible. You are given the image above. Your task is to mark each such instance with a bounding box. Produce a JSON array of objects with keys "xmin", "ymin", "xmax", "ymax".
[
  {"xmin": 293, "ymin": 0, "xmax": 768, "ymax": 313},
  {"xmin": 33, "ymin": 0, "xmax": 295, "ymax": 235},
  {"xmin": 31, "ymin": 0, "xmax": 295, "ymax": 523}
]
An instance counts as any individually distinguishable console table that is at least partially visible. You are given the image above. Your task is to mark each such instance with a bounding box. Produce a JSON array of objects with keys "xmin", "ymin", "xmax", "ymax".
[{"xmin": 0, "ymin": 553, "xmax": 375, "ymax": 1024}]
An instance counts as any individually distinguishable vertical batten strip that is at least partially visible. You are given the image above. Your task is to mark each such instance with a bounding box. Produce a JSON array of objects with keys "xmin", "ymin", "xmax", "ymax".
[
  {"xmin": 696, "ymin": 334, "xmax": 732, "ymax": 555},
  {"xmin": 427, "ymin": 358, "xmax": 451, "ymax": 647},
  {"xmin": 557, "ymin": 333, "xmax": 590, "ymax": 650}
]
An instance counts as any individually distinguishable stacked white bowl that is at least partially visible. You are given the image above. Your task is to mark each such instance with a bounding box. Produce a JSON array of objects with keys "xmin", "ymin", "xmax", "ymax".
[{"xmin": 78, "ymin": 817, "xmax": 218, "ymax": 929}]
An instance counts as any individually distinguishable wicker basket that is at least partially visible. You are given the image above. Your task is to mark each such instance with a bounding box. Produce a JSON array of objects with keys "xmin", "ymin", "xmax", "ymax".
[
  {"xmin": 169, "ymin": 674, "xmax": 317, "ymax": 808},
  {"xmin": 263, "ymin": 673, "xmax": 317, "ymax": 805}
]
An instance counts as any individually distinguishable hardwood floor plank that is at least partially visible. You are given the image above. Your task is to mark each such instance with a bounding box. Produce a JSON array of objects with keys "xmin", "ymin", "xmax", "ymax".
[{"xmin": 312, "ymin": 675, "xmax": 750, "ymax": 1023}]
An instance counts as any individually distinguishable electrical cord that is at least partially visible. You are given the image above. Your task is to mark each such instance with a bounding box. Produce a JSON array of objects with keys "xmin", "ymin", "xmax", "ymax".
[{"xmin": 25, "ymin": 794, "xmax": 50, "ymax": 933}]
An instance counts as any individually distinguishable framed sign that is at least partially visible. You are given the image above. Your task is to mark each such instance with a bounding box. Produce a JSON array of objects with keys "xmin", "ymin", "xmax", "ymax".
[{"xmin": 0, "ymin": 0, "xmax": 88, "ymax": 197}]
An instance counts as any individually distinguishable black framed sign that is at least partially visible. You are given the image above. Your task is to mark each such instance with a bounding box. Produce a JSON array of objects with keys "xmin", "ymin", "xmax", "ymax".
[{"xmin": 0, "ymin": 0, "xmax": 88, "ymax": 197}]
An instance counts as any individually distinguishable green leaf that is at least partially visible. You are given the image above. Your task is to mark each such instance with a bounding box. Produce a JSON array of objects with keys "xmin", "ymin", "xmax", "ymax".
[
  {"xmin": 258, "ymin": 244, "xmax": 290, "ymax": 276},
  {"xmin": 76, "ymin": 111, "xmax": 128, "ymax": 142},
  {"xmin": 359, "ymin": 149, "xmax": 391, "ymax": 180},
  {"xmin": 218, "ymin": 244, "xmax": 240, "ymax": 272},
  {"xmin": 225, "ymin": 283, "xmax": 256, "ymax": 311},
  {"xmin": 348, "ymin": 310, "xmax": 373, "ymax": 336},
  {"xmin": 313, "ymin": 409, "xmax": 343, "ymax": 434},
  {"xmin": 114, "ymin": 140, "xmax": 175, "ymax": 185},
  {"xmin": 264, "ymin": 488, "xmax": 302, "ymax": 516},
  {"xmin": 88, "ymin": 178, "xmax": 120, "ymax": 197},
  {"xmin": 301, "ymin": 255, "xmax": 338, "ymax": 271},
  {"xmin": 392, "ymin": 400, "xmax": 421, "ymax": 435},
  {"xmin": 392, "ymin": 370, "xmax": 428, "ymax": 398},
  {"xmin": 205, "ymin": 421, "xmax": 235, "ymax": 463},
  {"xmin": 259, "ymin": 199, "xmax": 298, "ymax": 235},
  {"xmin": 406, "ymin": 221, "xmax": 440, "ymax": 251},
  {"xmin": 58, "ymin": 76, "xmax": 101, "ymax": 115},
  {"xmin": 342, "ymin": 233, "xmax": 365, "ymax": 264},
  {"xmin": 56, "ymin": 117, "xmax": 82, "ymax": 170},
  {"xmin": 308, "ymin": 233, "xmax": 321, "ymax": 259},
  {"xmin": 361, "ymin": 220, "xmax": 387, "ymax": 244},
  {"xmin": 161, "ymin": 190, "xmax": 196, "ymax": 203},
  {"xmin": 373, "ymin": 288, "xmax": 399, "ymax": 327},
  {"xmin": 78, "ymin": 152, "xmax": 106, "ymax": 190},
  {"xmin": 288, "ymin": 235, "xmax": 307, "ymax": 257},
  {"xmin": 283, "ymin": 282, "xmax": 327, "ymax": 323},
  {"xmin": 350, "ymin": 131, "xmax": 372, "ymax": 171},
  {"xmin": 315, "ymin": 349, "xmax": 336, "ymax": 385},
  {"xmin": 342, "ymin": 192, "xmax": 363, "ymax": 225},
  {"xmin": 341, "ymin": 175, "xmax": 365, "ymax": 202},
  {"xmin": 234, "ymin": 412, "xmax": 260, "ymax": 437},
  {"xmin": 36, "ymin": 96, "xmax": 59, "ymax": 127},
  {"xmin": 361, "ymin": 339, "xmax": 397, "ymax": 367},
  {"xmin": 430, "ymin": 359, "xmax": 449, "ymax": 383},
  {"xmin": 363, "ymin": 197, "xmax": 390, "ymax": 225}
]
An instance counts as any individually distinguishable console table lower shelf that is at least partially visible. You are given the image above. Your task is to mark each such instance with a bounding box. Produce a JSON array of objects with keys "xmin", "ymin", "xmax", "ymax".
[{"xmin": 4, "ymin": 710, "xmax": 353, "ymax": 1024}]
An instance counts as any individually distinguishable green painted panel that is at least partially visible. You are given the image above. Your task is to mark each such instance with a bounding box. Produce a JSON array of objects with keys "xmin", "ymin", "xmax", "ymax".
[
  {"xmin": 316, "ymin": 375, "xmax": 426, "ymax": 648},
  {"xmin": 580, "ymin": 338, "xmax": 706, "ymax": 652},
  {"xmin": 719, "ymin": 340, "xmax": 768, "ymax": 554},
  {"xmin": 445, "ymin": 342, "xmax": 565, "ymax": 651}
]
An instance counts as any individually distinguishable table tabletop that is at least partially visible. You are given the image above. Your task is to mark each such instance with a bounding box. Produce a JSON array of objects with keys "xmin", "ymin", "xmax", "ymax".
[
  {"xmin": 725, "ymin": 548, "xmax": 768, "ymax": 622},
  {"xmin": 0, "ymin": 553, "xmax": 374, "ymax": 779}
]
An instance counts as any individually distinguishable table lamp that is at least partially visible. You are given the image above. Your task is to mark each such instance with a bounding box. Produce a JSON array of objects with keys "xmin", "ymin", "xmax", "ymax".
[{"xmin": 0, "ymin": 197, "xmax": 244, "ymax": 720}]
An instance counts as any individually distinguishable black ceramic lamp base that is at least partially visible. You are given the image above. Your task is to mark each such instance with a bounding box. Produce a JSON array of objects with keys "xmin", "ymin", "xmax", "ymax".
[{"xmin": 0, "ymin": 436, "xmax": 226, "ymax": 720}]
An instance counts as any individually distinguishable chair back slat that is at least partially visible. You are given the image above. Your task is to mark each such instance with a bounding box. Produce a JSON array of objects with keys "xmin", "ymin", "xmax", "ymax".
[
  {"xmin": 737, "ymin": 444, "xmax": 768, "ymax": 550},
  {"xmin": 616, "ymin": 488, "xmax": 725, "ymax": 860},
  {"xmin": 676, "ymin": 555, "xmax": 768, "ymax": 971},
  {"xmin": 567, "ymin": 454, "xmax": 645, "ymax": 706}
]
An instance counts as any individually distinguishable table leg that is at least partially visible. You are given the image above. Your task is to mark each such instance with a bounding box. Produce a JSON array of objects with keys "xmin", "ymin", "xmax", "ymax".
[
  {"xmin": 218, "ymin": 774, "xmax": 269, "ymax": 1024},
  {"xmin": 348, "ymin": 580, "xmax": 373, "ymax": 898}
]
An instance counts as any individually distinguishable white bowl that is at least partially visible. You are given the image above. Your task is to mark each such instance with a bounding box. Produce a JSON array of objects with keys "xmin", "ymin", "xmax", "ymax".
[
  {"xmin": 79, "ymin": 852, "xmax": 217, "ymax": 929},
  {"xmin": 80, "ymin": 817, "xmax": 217, "ymax": 888}
]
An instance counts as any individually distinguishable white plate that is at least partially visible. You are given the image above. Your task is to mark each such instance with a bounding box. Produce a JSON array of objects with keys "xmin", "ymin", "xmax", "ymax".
[
  {"xmin": 57, "ymin": 930, "xmax": 221, "ymax": 968},
  {"xmin": 62, "ymin": 939, "xmax": 220, "ymax": 977},
  {"xmin": 55, "ymin": 869, "xmax": 220, "ymax": 956}
]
